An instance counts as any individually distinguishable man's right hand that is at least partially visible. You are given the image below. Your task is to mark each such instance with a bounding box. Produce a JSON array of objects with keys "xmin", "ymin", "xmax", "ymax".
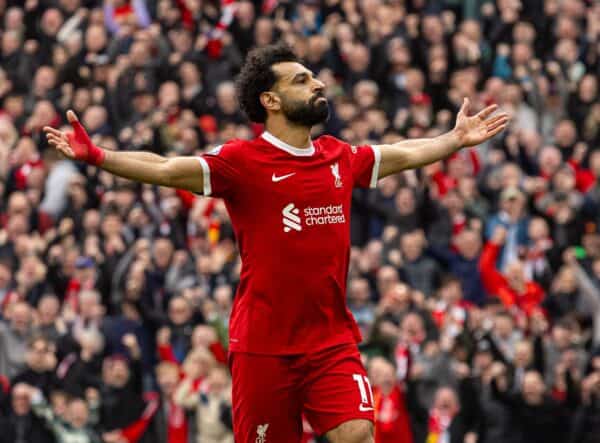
[{"xmin": 44, "ymin": 110, "xmax": 105, "ymax": 166}]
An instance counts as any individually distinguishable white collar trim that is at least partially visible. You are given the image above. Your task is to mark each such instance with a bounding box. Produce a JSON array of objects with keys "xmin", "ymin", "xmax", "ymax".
[{"xmin": 261, "ymin": 131, "xmax": 315, "ymax": 156}]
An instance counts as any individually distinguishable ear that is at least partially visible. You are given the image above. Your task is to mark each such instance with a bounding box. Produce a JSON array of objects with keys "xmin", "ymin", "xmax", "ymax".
[{"xmin": 259, "ymin": 91, "xmax": 281, "ymax": 113}]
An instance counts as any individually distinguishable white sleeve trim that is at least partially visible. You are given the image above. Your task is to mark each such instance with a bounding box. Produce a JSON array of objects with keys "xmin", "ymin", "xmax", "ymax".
[
  {"xmin": 369, "ymin": 145, "xmax": 381, "ymax": 189},
  {"xmin": 196, "ymin": 157, "xmax": 212, "ymax": 196}
]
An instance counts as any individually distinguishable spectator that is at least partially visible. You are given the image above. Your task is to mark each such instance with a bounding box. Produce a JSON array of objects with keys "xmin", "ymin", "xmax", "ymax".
[
  {"xmin": 29, "ymin": 385, "xmax": 100, "ymax": 443},
  {"xmin": 0, "ymin": 382, "xmax": 54, "ymax": 443},
  {"xmin": 490, "ymin": 364, "xmax": 578, "ymax": 443},
  {"xmin": 12, "ymin": 336, "xmax": 58, "ymax": 396},
  {"xmin": 399, "ymin": 230, "xmax": 441, "ymax": 297},
  {"xmin": 480, "ymin": 226, "xmax": 545, "ymax": 316},
  {"xmin": 348, "ymin": 277, "xmax": 376, "ymax": 341},
  {"xmin": 149, "ymin": 361, "xmax": 190, "ymax": 443},
  {"xmin": 368, "ymin": 356, "xmax": 412, "ymax": 443},
  {"xmin": 0, "ymin": 302, "xmax": 33, "ymax": 378},
  {"xmin": 427, "ymin": 228, "xmax": 486, "ymax": 305},
  {"xmin": 34, "ymin": 294, "xmax": 66, "ymax": 344},
  {"xmin": 174, "ymin": 364, "xmax": 234, "ymax": 443},
  {"xmin": 485, "ymin": 187, "xmax": 530, "ymax": 271}
]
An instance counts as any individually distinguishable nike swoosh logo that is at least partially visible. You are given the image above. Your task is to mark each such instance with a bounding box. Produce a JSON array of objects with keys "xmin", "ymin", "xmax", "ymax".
[
  {"xmin": 359, "ymin": 405, "xmax": 374, "ymax": 412},
  {"xmin": 272, "ymin": 172, "xmax": 296, "ymax": 182}
]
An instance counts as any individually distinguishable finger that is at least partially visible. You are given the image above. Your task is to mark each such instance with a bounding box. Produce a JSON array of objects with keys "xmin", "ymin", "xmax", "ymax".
[
  {"xmin": 487, "ymin": 120, "xmax": 508, "ymax": 133},
  {"xmin": 486, "ymin": 116, "xmax": 509, "ymax": 132},
  {"xmin": 66, "ymin": 110, "xmax": 79, "ymax": 124},
  {"xmin": 485, "ymin": 113, "xmax": 508, "ymax": 124},
  {"xmin": 46, "ymin": 135, "xmax": 63, "ymax": 146},
  {"xmin": 484, "ymin": 113, "xmax": 508, "ymax": 126},
  {"xmin": 476, "ymin": 104, "xmax": 499, "ymax": 120},
  {"xmin": 57, "ymin": 143, "xmax": 75, "ymax": 158},
  {"xmin": 68, "ymin": 110, "xmax": 91, "ymax": 142},
  {"xmin": 487, "ymin": 123, "xmax": 509, "ymax": 138},
  {"xmin": 43, "ymin": 126, "xmax": 64, "ymax": 137},
  {"xmin": 458, "ymin": 97, "xmax": 470, "ymax": 116}
]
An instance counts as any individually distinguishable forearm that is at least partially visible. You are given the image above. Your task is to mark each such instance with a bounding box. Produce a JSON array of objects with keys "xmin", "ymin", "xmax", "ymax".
[
  {"xmin": 377, "ymin": 130, "xmax": 462, "ymax": 177},
  {"xmin": 100, "ymin": 150, "xmax": 203, "ymax": 192},
  {"xmin": 101, "ymin": 150, "xmax": 170, "ymax": 184}
]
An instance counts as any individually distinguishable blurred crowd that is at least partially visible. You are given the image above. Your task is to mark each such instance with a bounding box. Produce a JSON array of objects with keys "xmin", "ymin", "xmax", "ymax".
[{"xmin": 0, "ymin": 0, "xmax": 600, "ymax": 443}]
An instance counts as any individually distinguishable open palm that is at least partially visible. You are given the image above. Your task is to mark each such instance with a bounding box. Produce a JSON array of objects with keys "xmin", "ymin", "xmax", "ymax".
[{"xmin": 453, "ymin": 98, "xmax": 509, "ymax": 147}]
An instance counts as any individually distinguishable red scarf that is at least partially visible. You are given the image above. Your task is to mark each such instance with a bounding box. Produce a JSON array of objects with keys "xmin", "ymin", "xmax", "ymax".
[
  {"xmin": 206, "ymin": 0, "xmax": 237, "ymax": 59},
  {"xmin": 373, "ymin": 385, "xmax": 413, "ymax": 443},
  {"xmin": 14, "ymin": 157, "xmax": 44, "ymax": 189},
  {"xmin": 166, "ymin": 400, "xmax": 188, "ymax": 443},
  {"xmin": 121, "ymin": 395, "xmax": 160, "ymax": 443},
  {"xmin": 426, "ymin": 409, "xmax": 454, "ymax": 443}
]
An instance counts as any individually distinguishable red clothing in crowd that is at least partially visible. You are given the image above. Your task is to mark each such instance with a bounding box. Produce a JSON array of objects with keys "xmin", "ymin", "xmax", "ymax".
[
  {"xmin": 431, "ymin": 149, "xmax": 481, "ymax": 197},
  {"xmin": 479, "ymin": 242, "xmax": 545, "ymax": 315},
  {"xmin": 567, "ymin": 159, "xmax": 595, "ymax": 193},
  {"xmin": 157, "ymin": 341, "xmax": 228, "ymax": 367},
  {"xmin": 373, "ymin": 385, "xmax": 413, "ymax": 443},
  {"xmin": 164, "ymin": 400, "xmax": 189, "ymax": 443}
]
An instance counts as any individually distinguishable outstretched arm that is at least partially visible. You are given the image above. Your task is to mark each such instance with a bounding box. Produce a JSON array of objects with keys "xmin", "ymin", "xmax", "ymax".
[
  {"xmin": 375, "ymin": 98, "xmax": 509, "ymax": 177},
  {"xmin": 44, "ymin": 111, "xmax": 205, "ymax": 193}
]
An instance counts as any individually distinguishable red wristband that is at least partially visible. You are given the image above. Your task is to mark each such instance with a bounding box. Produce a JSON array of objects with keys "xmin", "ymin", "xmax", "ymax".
[
  {"xmin": 87, "ymin": 143, "xmax": 106, "ymax": 166},
  {"xmin": 69, "ymin": 120, "xmax": 106, "ymax": 166}
]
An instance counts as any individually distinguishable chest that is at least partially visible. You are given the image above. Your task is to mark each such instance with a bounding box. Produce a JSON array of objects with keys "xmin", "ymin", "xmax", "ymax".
[
  {"xmin": 248, "ymin": 153, "xmax": 352, "ymax": 202},
  {"xmin": 230, "ymin": 150, "xmax": 353, "ymax": 240}
]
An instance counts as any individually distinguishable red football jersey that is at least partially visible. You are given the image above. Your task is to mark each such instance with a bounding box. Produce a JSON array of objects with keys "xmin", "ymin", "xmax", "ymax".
[{"xmin": 197, "ymin": 132, "xmax": 380, "ymax": 354}]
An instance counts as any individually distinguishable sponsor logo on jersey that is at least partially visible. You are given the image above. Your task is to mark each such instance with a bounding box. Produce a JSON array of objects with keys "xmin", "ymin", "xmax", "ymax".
[
  {"xmin": 282, "ymin": 203, "xmax": 302, "ymax": 232},
  {"xmin": 283, "ymin": 203, "xmax": 346, "ymax": 232}
]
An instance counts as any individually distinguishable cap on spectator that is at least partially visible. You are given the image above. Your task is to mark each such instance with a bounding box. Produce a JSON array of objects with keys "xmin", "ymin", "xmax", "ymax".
[
  {"xmin": 410, "ymin": 93, "xmax": 432, "ymax": 106},
  {"xmin": 75, "ymin": 256, "xmax": 95, "ymax": 269},
  {"xmin": 500, "ymin": 187, "xmax": 524, "ymax": 201}
]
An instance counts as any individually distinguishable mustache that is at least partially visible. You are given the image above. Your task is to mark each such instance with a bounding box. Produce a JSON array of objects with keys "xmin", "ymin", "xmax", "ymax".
[{"xmin": 310, "ymin": 92, "xmax": 327, "ymax": 104}]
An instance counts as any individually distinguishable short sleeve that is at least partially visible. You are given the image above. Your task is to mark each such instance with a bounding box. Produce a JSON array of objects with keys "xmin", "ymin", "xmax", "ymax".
[
  {"xmin": 197, "ymin": 142, "xmax": 242, "ymax": 199},
  {"xmin": 350, "ymin": 144, "xmax": 381, "ymax": 189}
]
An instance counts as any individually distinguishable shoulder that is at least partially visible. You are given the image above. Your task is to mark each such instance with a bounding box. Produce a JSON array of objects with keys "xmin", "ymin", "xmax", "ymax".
[
  {"xmin": 315, "ymin": 134, "xmax": 351, "ymax": 150},
  {"xmin": 316, "ymin": 135, "xmax": 377, "ymax": 156},
  {"xmin": 204, "ymin": 139, "xmax": 249, "ymax": 157},
  {"xmin": 315, "ymin": 135, "xmax": 361, "ymax": 157}
]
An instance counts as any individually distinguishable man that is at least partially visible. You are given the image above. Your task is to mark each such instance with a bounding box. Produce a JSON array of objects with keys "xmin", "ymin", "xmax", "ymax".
[
  {"xmin": 0, "ymin": 301, "xmax": 33, "ymax": 378},
  {"xmin": 44, "ymin": 43, "xmax": 508, "ymax": 443},
  {"xmin": 480, "ymin": 226, "xmax": 545, "ymax": 317},
  {"xmin": 0, "ymin": 383, "xmax": 54, "ymax": 443}
]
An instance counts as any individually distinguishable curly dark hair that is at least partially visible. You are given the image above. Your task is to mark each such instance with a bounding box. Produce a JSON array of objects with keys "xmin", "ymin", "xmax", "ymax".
[{"xmin": 235, "ymin": 42, "xmax": 300, "ymax": 123}]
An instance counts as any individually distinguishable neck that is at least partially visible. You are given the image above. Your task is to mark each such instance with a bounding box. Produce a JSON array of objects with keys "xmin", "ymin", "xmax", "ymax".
[{"xmin": 265, "ymin": 118, "xmax": 312, "ymax": 149}]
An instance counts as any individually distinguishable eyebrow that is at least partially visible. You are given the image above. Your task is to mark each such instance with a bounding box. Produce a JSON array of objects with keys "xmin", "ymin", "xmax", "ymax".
[{"xmin": 291, "ymin": 71, "xmax": 313, "ymax": 82}]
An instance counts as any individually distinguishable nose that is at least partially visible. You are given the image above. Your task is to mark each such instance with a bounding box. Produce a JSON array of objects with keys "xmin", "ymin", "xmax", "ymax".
[{"xmin": 312, "ymin": 78, "xmax": 325, "ymax": 94}]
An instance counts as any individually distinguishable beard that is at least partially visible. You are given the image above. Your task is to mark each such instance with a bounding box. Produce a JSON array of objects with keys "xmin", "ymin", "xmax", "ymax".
[{"xmin": 281, "ymin": 93, "xmax": 330, "ymax": 127}]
